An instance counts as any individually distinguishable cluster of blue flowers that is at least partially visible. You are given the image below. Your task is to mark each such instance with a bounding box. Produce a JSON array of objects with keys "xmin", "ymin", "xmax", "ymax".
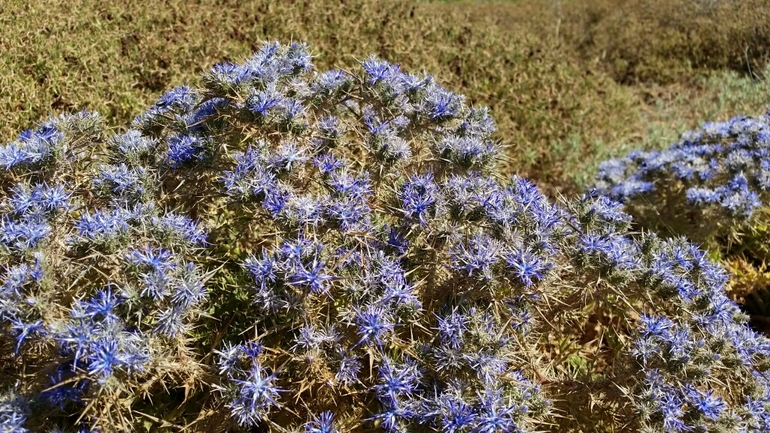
[
  {"xmin": 2, "ymin": 41, "xmax": 770, "ymax": 433},
  {"xmin": 0, "ymin": 108, "xmax": 209, "ymax": 431},
  {"xmin": 595, "ymin": 113, "xmax": 770, "ymax": 244}
]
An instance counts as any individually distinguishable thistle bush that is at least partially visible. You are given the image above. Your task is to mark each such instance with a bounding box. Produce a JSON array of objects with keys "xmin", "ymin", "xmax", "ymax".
[
  {"xmin": 2, "ymin": 41, "xmax": 770, "ymax": 433},
  {"xmin": 594, "ymin": 113, "xmax": 770, "ymax": 325},
  {"xmin": 595, "ymin": 113, "xmax": 770, "ymax": 242}
]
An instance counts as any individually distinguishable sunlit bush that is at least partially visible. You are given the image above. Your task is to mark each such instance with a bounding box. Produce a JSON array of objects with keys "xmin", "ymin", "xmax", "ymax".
[{"xmin": 2, "ymin": 41, "xmax": 769, "ymax": 433}]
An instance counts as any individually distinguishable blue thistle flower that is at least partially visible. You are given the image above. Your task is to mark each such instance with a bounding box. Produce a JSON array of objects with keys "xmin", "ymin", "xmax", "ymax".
[
  {"xmin": 312, "ymin": 70, "xmax": 351, "ymax": 98},
  {"xmin": 362, "ymin": 56, "xmax": 401, "ymax": 85},
  {"xmin": 317, "ymin": 116, "xmax": 341, "ymax": 140},
  {"xmin": 434, "ymin": 393, "xmax": 477, "ymax": 433},
  {"xmin": 153, "ymin": 306, "xmax": 188, "ymax": 337},
  {"xmin": 472, "ymin": 387, "xmax": 520, "ymax": 433},
  {"xmin": 71, "ymin": 207, "xmax": 130, "ymax": 244},
  {"xmin": 171, "ymin": 263, "xmax": 207, "ymax": 309},
  {"xmin": 244, "ymin": 250, "xmax": 280, "ymax": 292},
  {"xmin": 504, "ymin": 247, "xmax": 551, "ymax": 288},
  {"xmin": 151, "ymin": 213, "xmax": 207, "ymax": 246},
  {"xmin": 268, "ymin": 141, "xmax": 308, "ymax": 173},
  {"xmin": 399, "ymin": 173, "xmax": 439, "ymax": 226},
  {"xmin": 353, "ymin": 305, "xmax": 395, "ymax": 348},
  {"xmin": 140, "ymin": 270, "xmax": 172, "ymax": 300},
  {"xmin": 371, "ymin": 402, "xmax": 416, "ymax": 433},
  {"xmin": 155, "ymin": 86, "xmax": 198, "ymax": 112},
  {"xmin": 93, "ymin": 164, "xmax": 146, "ymax": 202},
  {"xmin": 166, "ymin": 133, "xmax": 210, "ymax": 168},
  {"xmin": 304, "ymin": 411, "xmax": 337, "ymax": 433},
  {"xmin": 9, "ymin": 318, "xmax": 44, "ymax": 355},
  {"xmin": 0, "ymin": 389, "xmax": 29, "ymax": 433},
  {"xmin": 288, "ymin": 256, "xmax": 334, "ymax": 295},
  {"xmin": 245, "ymin": 85, "xmax": 283, "ymax": 118},
  {"xmin": 86, "ymin": 338, "xmax": 123, "ymax": 380},
  {"xmin": 374, "ymin": 357, "xmax": 422, "ymax": 404},
  {"xmin": 228, "ymin": 364, "xmax": 283, "ymax": 427},
  {"xmin": 125, "ymin": 244, "xmax": 175, "ymax": 273},
  {"xmin": 0, "ymin": 143, "xmax": 29, "ymax": 170},
  {"xmin": 41, "ymin": 363, "xmax": 87, "ymax": 409},
  {"xmin": 84, "ymin": 332, "xmax": 148, "ymax": 381},
  {"xmin": 111, "ymin": 129, "xmax": 158, "ymax": 159},
  {"xmin": 421, "ymin": 85, "xmax": 463, "ymax": 121},
  {"xmin": 450, "ymin": 234, "xmax": 501, "ymax": 280},
  {"xmin": 435, "ymin": 309, "xmax": 467, "ymax": 349},
  {"xmin": 75, "ymin": 287, "xmax": 123, "ymax": 324},
  {"xmin": 215, "ymin": 342, "xmax": 244, "ymax": 376},
  {"xmin": 686, "ymin": 388, "xmax": 726, "ymax": 421},
  {"xmin": 314, "ymin": 152, "xmax": 344, "ymax": 175},
  {"xmin": 335, "ymin": 354, "xmax": 361, "ymax": 386},
  {"xmin": 187, "ymin": 97, "xmax": 228, "ymax": 132},
  {"xmin": 0, "ymin": 216, "xmax": 51, "ymax": 250}
]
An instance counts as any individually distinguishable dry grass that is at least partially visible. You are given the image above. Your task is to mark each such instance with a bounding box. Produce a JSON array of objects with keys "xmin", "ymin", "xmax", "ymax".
[{"xmin": 557, "ymin": 0, "xmax": 770, "ymax": 85}]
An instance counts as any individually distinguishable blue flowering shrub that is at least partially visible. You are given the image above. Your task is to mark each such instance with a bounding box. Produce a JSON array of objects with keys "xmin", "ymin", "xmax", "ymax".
[
  {"xmin": 595, "ymin": 114, "xmax": 770, "ymax": 328},
  {"xmin": 595, "ymin": 113, "xmax": 770, "ymax": 243},
  {"xmin": 2, "ymin": 41, "xmax": 770, "ymax": 433}
]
